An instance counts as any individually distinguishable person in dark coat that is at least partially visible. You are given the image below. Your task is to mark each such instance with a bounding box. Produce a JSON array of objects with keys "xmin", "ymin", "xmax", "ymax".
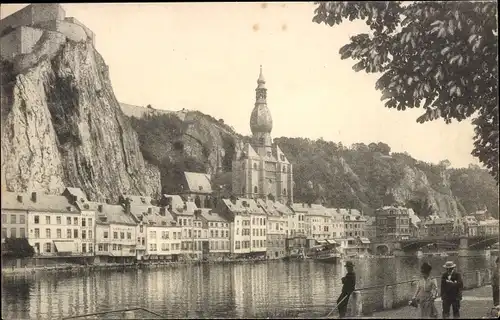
[
  {"xmin": 493, "ymin": 256, "xmax": 499, "ymax": 306},
  {"xmin": 440, "ymin": 261, "xmax": 463, "ymax": 319},
  {"xmin": 337, "ymin": 261, "xmax": 356, "ymax": 318}
]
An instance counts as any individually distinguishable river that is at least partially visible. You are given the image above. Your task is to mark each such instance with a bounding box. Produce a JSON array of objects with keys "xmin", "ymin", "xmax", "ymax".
[{"xmin": 1, "ymin": 256, "xmax": 494, "ymax": 319}]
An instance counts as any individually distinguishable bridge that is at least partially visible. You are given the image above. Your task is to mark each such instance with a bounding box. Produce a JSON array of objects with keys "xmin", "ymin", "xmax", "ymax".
[{"xmin": 372, "ymin": 235, "xmax": 499, "ymax": 255}]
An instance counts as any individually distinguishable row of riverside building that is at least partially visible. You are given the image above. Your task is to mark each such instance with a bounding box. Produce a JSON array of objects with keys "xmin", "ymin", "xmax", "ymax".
[
  {"xmin": 2, "ymin": 184, "xmax": 498, "ymax": 263},
  {"xmin": 1, "ymin": 184, "xmax": 375, "ymax": 263}
]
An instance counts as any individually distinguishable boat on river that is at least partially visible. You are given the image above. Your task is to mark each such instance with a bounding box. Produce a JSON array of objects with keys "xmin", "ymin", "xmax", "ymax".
[
  {"xmin": 283, "ymin": 247, "xmax": 308, "ymax": 261},
  {"xmin": 309, "ymin": 240, "xmax": 342, "ymax": 263}
]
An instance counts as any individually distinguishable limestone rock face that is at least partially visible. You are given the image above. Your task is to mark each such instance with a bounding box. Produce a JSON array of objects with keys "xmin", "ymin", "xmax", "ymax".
[
  {"xmin": 1, "ymin": 34, "xmax": 161, "ymax": 201},
  {"xmin": 390, "ymin": 165, "xmax": 461, "ymax": 218}
]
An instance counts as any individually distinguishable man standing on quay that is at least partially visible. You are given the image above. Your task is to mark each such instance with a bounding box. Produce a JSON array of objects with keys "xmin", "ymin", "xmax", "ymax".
[
  {"xmin": 337, "ymin": 261, "xmax": 356, "ymax": 318},
  {"xmin": 441, "ymin": 261, "xmax": 463, "ymax": 319}
]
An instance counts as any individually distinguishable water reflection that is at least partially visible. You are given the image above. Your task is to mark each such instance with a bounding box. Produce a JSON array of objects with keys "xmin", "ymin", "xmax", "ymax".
[{"xmin": 1, "ymin": 256, "xmax": 492, "ymax": 320}]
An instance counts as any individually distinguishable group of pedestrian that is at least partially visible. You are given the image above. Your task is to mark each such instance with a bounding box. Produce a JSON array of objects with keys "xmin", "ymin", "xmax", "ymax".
[
  {"xmin": 335, "ymin": 256, "xmax": 499, "ymax": 319},
  {"xmin": 409, "ymin": 257, "xmax": 500, "ymax": 319}
]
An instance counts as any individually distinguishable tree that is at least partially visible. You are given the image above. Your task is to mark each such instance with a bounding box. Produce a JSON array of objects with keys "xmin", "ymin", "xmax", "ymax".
[
  {"xmin": 2, "ymin": 237, "xmax": 35, "ymax": 259},
  {"xmin": 312, "ymin": 1, "xmax": 499, "ymax": 183}
]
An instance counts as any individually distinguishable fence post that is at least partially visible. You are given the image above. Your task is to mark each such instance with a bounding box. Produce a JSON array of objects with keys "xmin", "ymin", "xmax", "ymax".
[
  {"xmin": 383, "ymin": 285, "xmax": 394, "ymax": 309},
  {"xmin": 476, "ymin": 270, "xmax": 483, "ymax": 288},
  {"xmin": 347, "ymin": 290, "xmax": 363, "ymax": 317}
]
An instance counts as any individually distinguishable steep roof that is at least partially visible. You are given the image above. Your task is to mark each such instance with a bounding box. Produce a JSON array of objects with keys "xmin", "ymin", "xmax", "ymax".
[
  {"xmin": 1, "ymin": 191, "xmax": 78, "ymax": 213},
  {"xmin": 96, "ymin": 204, "xmax": 136, "ymax": 225},
  {"xmin": 183, "ymin": 172, "xmax": 212, "ymax": 194},
  {"xmin": 221, "ymin": 198, "xmax": 264, "ymax": 215},
  {"xmin": 121, "ymin": 194, "xmax": 153, "ymax": 205},
  {"xmin": 200, "ymin": 209, "xmax": 228, "ymax": 222}
]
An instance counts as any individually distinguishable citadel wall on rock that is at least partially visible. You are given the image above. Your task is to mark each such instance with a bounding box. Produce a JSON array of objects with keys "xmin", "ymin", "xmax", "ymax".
[{"xmin": 0, "ymin": 4, "xmax": 95, "ymax": 61}]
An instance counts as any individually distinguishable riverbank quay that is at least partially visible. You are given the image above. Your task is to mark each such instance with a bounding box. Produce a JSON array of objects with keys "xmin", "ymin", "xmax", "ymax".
[
  {"xmin": 370, "ymin": 285, "xmax": 497, "ymax": 319},
  {"xmin": 1, "ymin": 256, "xmax": 271, "ymax": 278},
  {"xmin": 344, "ymin": 268, "xmax": 495, "ymax": 318}
]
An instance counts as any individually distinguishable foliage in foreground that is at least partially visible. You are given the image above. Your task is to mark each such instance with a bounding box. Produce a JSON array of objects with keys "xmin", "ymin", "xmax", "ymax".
[{"xmin": 312, "ymin": 1, "xmax": 498, "ymax": 183}]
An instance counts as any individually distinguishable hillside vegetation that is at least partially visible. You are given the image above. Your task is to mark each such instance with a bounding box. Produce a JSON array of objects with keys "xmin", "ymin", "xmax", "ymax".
[{"xmin": 126, "ymin": 109, "xmax": 499, "ymax": 218}]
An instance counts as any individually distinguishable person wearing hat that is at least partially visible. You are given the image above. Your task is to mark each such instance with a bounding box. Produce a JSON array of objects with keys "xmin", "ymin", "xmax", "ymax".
[
  {"xmin": 493, "ymin": 256, "xmax": 499, "ymax": 306},
  {"xmin": 440, "ymin": 261, "xmax": 463, "ymax": 319},
  {"xmin": 409, "ymin": 262, "xmax": 438, "ymax": 318},
  {"xmin": 337, "ymin": 261, "xmax": 356, "ymax": 318}
]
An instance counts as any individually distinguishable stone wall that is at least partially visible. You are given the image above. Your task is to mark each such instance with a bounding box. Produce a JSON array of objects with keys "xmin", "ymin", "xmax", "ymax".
[
  {"xmin": 0, "ymin": 4, "xmax": 66, "ymax": 35},
  {"xmin": 0, "ymin": 26, "xmax": 43, "ymax": 60},
  {"xmin": 34, "ymin": 20, "xmax": 87, "ymax": 43}
]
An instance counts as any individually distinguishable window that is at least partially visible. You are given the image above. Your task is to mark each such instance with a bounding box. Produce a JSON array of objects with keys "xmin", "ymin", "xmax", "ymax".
[
  {"xmin": 1, "ymin": 215, "xmax": 5, "ymax": 223},
  {"xmin": 253, "ymin": 163, "xmax": 258, "ymax": 170},
  {"xmin": 140, "ymin": 225, "xmax": 144, "ymax": 233},
  {"xmin": 34, "ymin": 216, "xmax": 40, "ymax": 224},
  {"xmin": 82, "ymin": 219, "xmax": 86, "ymax": 227},
  {"xmin": 82, "ymin": 230, "xmax": 87, "ymax": 239},
  {"xmin": 283, "ymin": 165, "xmax": 286, "ymax": 172},
  {"xmin": 67, "ymin": 217, "xmax": 71, "ymax": 225},
  {"xmin": 74, "ymin": 217, "xmax": 78, "ymax": 225},
  {"xmin": 113, "ymin": 244, "xmax": 117, "ymax": 250},
  {"xmin": 45, "ymin": 216, "xmax": 51, "ymax": 224},
  {"xmin": 44, "ymin": 243, "xmax": 51, "ymax": 253},
  {"xmin": 104, "ymin": 231, "xmax": 109, "ymax": 239},
  {"xmin": 44, "ymin": 228, "xmax": 50, "ymax": 238},
  {"xmin": 82, "ymin": 243, "xmax": 87, "ymax": 253},
  {"xmin": 10, "ymin": 215, "xmax": 16, "ymax": 224},
  {"xmin": 283, "ymin": 188, "xmax": 287, "ymax": 195},
  {"xmin": 120, "ymin": 232, "xmax": 125, "ymax": 239},
  {"xmin": 88, "ymin": 218, "xmax": 92, "ymax": 227},
  {"xmin": 57, "ymin": 229, "xmax": 61, "ymax": 238},
  {"xmin": 113, "ymin": 232, "xmax": 118, "ymax": 239},
  {"xmin": 11, "ymin": 228, "xmax": 16, "ymax": 238},
  {"xmin": 127, "ymin": 232, "xmax": 131, "ymax": 239},
  {"xmin": 254, "ymin": 186, "xmax": 258, "ymax": 194},
  {"xmin": 67, "ymin": 229, "xmax": 72, "ymax": 238},
  {"xmin": 74, "ymin": 229, "xmax": 78, "ymax": 238},
  {"xmin": 20, "ymin": 228, "xmax": 26, "ymax": 238},
  {"xmin": 56, "ymin": 216, "xmax": 61, "ymax": 224},
  {"xmin": 89, "ymin": 245, "xmax": 93, "ymax": 253}
]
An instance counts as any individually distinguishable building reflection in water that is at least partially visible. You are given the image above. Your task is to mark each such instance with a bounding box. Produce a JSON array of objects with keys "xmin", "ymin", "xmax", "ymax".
[{"xmin": 1, "ymin": 256, "xmax": 492, "ymax": 320}]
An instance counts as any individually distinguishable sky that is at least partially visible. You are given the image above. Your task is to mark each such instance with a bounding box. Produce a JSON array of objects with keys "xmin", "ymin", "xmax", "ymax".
[{"xmin": 1, "ymin": 2, "xmax": 483, "ymax": 169}]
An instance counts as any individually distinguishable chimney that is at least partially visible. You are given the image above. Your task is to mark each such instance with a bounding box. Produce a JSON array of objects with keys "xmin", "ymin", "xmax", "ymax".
[
  {"xmin": 148, "ymin": 207, "xmax": 153, "ymax": 214},
  {"xmin": 31, "ymin": 192, "xmax": 37, "ymax": 203},
  {"xmin": 17, "ymin": 195, "xmax": 23, "ymax": 203},
  {"xmin": 98, "ymin": 204, "xmax": 103, "ymax": 213},
  {"xmin": 105, "ymin": 198, "xmax": 111, "ymax": 204}
]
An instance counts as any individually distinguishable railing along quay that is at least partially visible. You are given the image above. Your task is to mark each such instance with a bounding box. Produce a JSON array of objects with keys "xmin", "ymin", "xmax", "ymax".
[
  {"xmin": 62, "ymin": 307, "xmax": 165, "ymax": 319},
  {"xmin": 346, "ymin": 268, "xmax": 493, "ymax": 317},
  {"xmin": 61, "ymin": 268, "xmax": 494, "ymax": 319}
]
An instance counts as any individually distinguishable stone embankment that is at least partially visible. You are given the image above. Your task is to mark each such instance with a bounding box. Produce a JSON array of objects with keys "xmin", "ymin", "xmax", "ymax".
[{"xmin": 1, "ymin": 257, "xmax": 271, "ymax": 278}]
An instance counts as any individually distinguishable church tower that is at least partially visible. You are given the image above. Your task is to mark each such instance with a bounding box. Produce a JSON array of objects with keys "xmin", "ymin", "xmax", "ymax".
[
  {"xmin": 250, "ymin": 66, "xmax": 273, "ymax": 157},
  {"xmin": 231, "ymin": 66, "xmax": 294, "ymax": 204}
]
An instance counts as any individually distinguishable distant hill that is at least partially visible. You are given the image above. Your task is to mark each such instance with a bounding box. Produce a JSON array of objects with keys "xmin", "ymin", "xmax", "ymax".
[{"xmin": 126, "ymin": 110, "xmax": 499, "ymax": 219}]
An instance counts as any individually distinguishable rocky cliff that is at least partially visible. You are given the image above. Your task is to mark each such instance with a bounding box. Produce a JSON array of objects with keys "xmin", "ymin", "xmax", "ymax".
[{"xmin": 1, "ymin": 30, "xmax": 161, "ymax": 201}]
